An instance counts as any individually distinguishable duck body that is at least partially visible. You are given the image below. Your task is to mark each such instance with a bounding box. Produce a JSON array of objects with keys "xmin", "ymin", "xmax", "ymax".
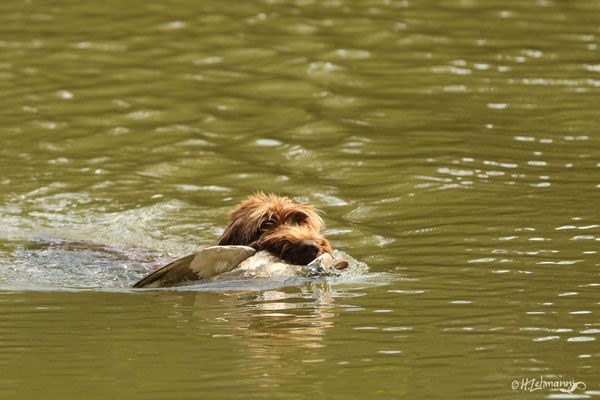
[{"xmin": 133, "ymin": 246, "xmax": 347, "ymax": 288}]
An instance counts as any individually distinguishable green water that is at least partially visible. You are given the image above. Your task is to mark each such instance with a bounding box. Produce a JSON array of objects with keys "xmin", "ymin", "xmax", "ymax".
[{"xmin": 1, "ymin": 0, "xmax": 599, "ymax": 398}]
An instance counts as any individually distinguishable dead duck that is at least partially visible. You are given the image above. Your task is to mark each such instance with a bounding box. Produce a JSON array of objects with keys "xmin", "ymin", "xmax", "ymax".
[{"xmin": 133, "ymin": 245, "xmax": 348, "ymax": 288}]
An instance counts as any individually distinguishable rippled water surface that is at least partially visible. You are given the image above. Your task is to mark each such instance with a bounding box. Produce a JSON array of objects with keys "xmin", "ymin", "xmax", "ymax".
[{"xmin": 1, "ymin": 0, "xmax": 599, "ymax": 398}]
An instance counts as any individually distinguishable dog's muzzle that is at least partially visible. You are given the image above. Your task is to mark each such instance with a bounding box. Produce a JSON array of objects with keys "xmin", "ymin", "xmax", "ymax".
[{"xmin": 294, "ymin": 239, "xmax": 320, "ymax": 265}]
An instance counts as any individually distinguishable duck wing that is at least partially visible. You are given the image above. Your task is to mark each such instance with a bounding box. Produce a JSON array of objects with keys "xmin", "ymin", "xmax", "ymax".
[{"xmin": 132, "ymin": 245, "xmax": 256, "ymax": 288}]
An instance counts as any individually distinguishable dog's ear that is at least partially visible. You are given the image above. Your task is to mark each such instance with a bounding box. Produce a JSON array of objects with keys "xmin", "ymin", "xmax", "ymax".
[
  {"xmin": 217, "ymin": 197, "xmax": 265, "ymax": 246},
  {"xmin": 218, "ymin": 219, "xmax": 256, "ymax": 246}
]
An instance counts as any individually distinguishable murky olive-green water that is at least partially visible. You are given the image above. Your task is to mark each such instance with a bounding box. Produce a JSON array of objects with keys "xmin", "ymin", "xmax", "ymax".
[{"xmin": 1, "ymin": 0, "xmax": 599, "ymax": 398}]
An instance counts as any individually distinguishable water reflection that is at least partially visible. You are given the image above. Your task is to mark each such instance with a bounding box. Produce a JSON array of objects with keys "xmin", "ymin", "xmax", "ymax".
[{"xmin": 140, "ymin": 282, "xmax": 340, "ymax": 387}]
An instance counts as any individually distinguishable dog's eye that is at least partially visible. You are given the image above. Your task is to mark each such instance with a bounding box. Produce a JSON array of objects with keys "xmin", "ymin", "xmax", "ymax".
[
  {"xmin": 292, "ymin": 214, "xmax": 308, "ymax": 225},
  {"xmin": 260, "ymin": 220, "xmax": 275, "ymax": 230}
]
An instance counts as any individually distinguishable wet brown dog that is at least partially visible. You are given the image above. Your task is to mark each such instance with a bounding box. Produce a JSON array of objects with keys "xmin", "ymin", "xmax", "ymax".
[{"xmin": 217, "ymin": 192, "xmax": 333, "ymax": 265}]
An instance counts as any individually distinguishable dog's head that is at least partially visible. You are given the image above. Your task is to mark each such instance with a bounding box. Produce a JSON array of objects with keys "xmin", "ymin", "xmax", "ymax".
[{"xmin": 217, "ymin": 192, "xmax": 332, "ymax": 265}]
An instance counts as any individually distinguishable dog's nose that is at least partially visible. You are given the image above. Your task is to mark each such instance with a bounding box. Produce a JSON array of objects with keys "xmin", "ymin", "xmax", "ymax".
[{"xmin": 298, "ymin": 240, "xmax": 319, "ymax": 263}]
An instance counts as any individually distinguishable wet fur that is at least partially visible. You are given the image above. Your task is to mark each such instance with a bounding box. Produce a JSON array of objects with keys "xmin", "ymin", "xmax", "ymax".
[{"xmin": 217, "ymin": 192, "xmax": 332, "ymax": 265}]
